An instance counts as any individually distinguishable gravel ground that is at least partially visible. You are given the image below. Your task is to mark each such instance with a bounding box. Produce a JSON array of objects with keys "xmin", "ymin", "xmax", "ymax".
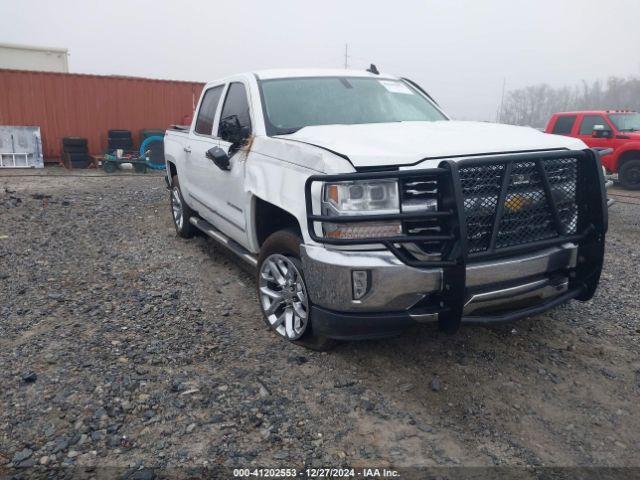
[{"xmin": 1, "ymin": 170, "xmax": 639, "ymax": 474}]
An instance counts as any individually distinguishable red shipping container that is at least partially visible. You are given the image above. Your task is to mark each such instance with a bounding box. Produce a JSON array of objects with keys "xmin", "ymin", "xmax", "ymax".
[{"xmin": 0, "ymin": 69, "xmax": 204, "ymax": 161}]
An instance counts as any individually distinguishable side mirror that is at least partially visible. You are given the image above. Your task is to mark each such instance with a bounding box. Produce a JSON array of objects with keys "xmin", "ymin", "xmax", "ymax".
[
  {"xmin": 220, "ymin": 114, "xmax": 250, "ymax": 147},
  {"xmin": 592, "ymin": 125, "xmax": 613, "ymax": 138},
  {"xmin": 205, "ymin": 146, "xmax": 230, "ymax": 171}
]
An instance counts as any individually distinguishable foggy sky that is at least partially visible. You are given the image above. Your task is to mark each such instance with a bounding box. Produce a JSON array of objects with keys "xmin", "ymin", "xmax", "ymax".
[{"xmin": 2, "ymin": 0, "xmax": 639, "ymax": 121}]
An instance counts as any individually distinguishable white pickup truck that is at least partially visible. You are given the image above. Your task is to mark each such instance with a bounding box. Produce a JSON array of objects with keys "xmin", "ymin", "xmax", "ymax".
[{"xmin": 164, "ymin": 68, "xmax": 607, "ymax": 350}]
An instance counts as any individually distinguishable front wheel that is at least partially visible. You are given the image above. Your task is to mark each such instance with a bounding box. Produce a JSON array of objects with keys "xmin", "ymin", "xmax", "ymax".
[
  {"xmin": 257, "ymin": 230, "xmax": 335, "ymax": 351},
  {"xmin": 619, "ymin": 159, "xmax": 640, "ymax": 190}
]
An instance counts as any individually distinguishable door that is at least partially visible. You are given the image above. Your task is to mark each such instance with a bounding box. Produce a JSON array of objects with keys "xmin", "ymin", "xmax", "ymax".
[
  {"xmin": 184, "ymin": 84, "xmax": 225, "ymax": 224},
  {"xmin": 208, "ymin": 81, "xmax": 254, "ymax": 246},
  {"xmin": 576, "ymin": 114, "xmax": 624, "ymax": 169},
  {"xmin": 576, "ymin": 114, "xmax": 619, "ymax": 155}
]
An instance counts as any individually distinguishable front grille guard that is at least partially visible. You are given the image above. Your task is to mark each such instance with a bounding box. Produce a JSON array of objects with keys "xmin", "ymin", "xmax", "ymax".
[{"xmin": 304, "ymin": 149, "xmax": 607, "ymax": 332}]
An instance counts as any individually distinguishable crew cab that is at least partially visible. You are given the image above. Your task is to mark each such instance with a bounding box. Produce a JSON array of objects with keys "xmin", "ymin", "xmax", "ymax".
[
  {"xmin": 545, "ymin": 110, "xmax": 640, "ymax": 189},
  {"xmin": 165, "ymin": 69, "xmax": 607, "ymax": 350}
]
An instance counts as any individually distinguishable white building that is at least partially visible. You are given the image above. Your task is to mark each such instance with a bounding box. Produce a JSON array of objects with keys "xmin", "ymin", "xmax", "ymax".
[{"xmin": 0, "ymin": 42, "xmax": 69, "ymax": 72}]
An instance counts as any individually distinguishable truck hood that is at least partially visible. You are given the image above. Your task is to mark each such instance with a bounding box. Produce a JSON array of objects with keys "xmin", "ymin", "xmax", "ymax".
[
  {"xmin": 277, "ymin": 121, "xmax": 586, "ymax": 168},
  {"xmin": 621, "ymin": 131, "xmax": 640, "ymax": 140}
]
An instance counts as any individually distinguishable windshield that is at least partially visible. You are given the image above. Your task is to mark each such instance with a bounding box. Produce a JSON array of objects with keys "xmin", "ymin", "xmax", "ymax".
[
  {"xmin": 259, "ymin": 76, "xmax": 447, "ymax": 135},
  {"xmin": 608, "ymin": 113, "xmax": 640, "ymax": 132}
]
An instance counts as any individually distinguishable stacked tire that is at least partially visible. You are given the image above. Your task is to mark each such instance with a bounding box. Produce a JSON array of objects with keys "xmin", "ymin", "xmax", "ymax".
[
  {"xmin": 108, "ymin": 129, "xmax": 134, "ymax": 154},
  {"xmin": 140, "ymin": 129, "xmax": 165, "ymax": 167},
  {"xmin": 140, "ymin": 128, "xmax": 165, "ymax": 140},
  {"xmin": 61, "ymin": 137, "xmax": 91, "ymax": 169}
]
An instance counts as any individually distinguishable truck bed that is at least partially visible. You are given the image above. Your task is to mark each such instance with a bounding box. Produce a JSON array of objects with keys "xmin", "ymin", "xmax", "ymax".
[{"xmin": 168, "ymin": 125, "xmax": 190, "ymax": 132}]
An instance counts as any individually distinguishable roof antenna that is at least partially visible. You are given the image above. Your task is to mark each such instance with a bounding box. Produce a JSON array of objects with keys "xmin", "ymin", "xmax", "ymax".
[{"xmin": 366, "ymin": 64, "xmax": 379, "ymax": 75}]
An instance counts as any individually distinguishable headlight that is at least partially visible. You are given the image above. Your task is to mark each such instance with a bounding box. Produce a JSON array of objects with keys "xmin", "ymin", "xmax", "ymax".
[
  {"xmin": 323, "ymin": 179, "xmax": 399, "ymax": 214},
  {"xmin": 321, "ymin": 179, "xmax": 401, "ymax": 239}
]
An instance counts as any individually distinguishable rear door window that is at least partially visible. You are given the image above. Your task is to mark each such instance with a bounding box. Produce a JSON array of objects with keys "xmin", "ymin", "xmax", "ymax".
[
  {"xmin": 194, "ymin": 85, "xmax": 224, "ymax": 135},
  {"xmin": 552, "ymin": 115, "xmax": 576, "ymax": 135}
]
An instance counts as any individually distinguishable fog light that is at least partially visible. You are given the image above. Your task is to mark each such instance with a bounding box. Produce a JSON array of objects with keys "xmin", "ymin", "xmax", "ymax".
[{"xmin": 352, "ymin": 270, "xmax": 370, "ymax": 300}]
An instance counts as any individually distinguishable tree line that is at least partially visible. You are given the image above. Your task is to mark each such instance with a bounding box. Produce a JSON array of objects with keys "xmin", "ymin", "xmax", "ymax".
[{"xmin": 500, "ymin": 76, "xmax": 640, "ymax": 128}]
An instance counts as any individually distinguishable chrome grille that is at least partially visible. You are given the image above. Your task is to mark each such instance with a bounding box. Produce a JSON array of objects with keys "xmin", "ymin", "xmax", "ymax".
[
  {"xmin": 400, "ymin": 173, "xmax": 443, "ymax": 257},
  {"xmin": 401, "ymin": 177, "xmax": 438, "ymax": 212}
]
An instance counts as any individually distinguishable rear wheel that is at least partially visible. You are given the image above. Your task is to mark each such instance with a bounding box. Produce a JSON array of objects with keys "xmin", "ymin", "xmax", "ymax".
[
  {"xmin": 170, "ymin": 176, "xmax": 196, "ymax": 238},
  {"xmin": 257, "ymin": 230, "xmax": 335, "ymax": 351},
  {"xmin": 619, "ymin": 159, "xmax": 640, "ymax": 190}
]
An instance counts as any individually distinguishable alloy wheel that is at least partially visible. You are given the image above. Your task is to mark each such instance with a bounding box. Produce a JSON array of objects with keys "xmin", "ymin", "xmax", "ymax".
[
  {"xmin": 171, "ymin": 187, "xmax": 183, "ymax": 230},
  {"xmin": 259, "ymin": 254, "xmax": 309, "ymax": 340}
]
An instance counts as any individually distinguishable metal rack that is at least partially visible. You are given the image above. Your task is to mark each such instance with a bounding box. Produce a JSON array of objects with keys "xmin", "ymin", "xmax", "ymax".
[
  {"xmin": 0, "ymin": 126, "xmax": 44, "ymax": 168},
  {"xmin": 0, "ymin": 152, "xmax": 32, "ymax": 168}
]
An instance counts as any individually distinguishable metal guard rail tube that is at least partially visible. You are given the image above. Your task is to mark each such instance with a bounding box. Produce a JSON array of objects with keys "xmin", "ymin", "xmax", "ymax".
[{"xmin": 304, "ymin": 149, "xmax": 608, "ymax": 334}]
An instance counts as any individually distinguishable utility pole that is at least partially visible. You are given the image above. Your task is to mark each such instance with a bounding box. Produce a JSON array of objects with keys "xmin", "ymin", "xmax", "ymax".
[
  {"xmin": 344, "ymin": 44, "xmax": 349, "ymax": 69},
  {"xmin": 497, "ymin": 77, "xmax": 507, "ymax": 123}
]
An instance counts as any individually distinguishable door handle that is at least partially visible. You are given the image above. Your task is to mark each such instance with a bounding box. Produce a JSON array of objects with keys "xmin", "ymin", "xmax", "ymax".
[{"xmin": 183, "ymin": 147, "xmax": 192, "ymax": 154}]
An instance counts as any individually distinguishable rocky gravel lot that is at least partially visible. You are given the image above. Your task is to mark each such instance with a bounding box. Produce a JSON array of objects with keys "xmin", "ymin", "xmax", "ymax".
[{"xmin": 1, "ymin": 170, "xmax": 639, "ymax": 475}]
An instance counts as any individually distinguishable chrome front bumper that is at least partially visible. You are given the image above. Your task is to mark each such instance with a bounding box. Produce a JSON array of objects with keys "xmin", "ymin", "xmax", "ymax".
[{"xmin": 301, "ymin": 243, "xmax": 578, "ymax": 318}]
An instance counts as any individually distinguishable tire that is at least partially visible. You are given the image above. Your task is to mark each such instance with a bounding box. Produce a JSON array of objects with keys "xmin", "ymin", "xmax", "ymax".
[
  {"xmin": 108, "ymin": 129, "xmax": 132, "ymax": 139},
  {"xmin": 257, "ymin": 230, "xmax": 336, "ymax": 351},
  {"xmin": 108, "ymin": 139, "xmax": 134, "ymax": 148},
  {"xmin": 62, "ymin": 145, "xmax": 88, "ymax": 154},
  {"xmin": 147, "ymin": 144, "xmax": 165, "ymax": 166},
  {"xmin": 68, "ymin": 152, "xmax": 90, "ymax": 168},
  {"xmin": 134, "ymin": 163, "xmax": 147, "ymax": 173},
  {"xmin": 62, "ymin": 137, "xmax": 87, "ymax": 147},
  {"xmin": 140, "ymin": 137, "xmax": 164, "ymax": 157},
  {"xmin": 70, "ymin": 159, "xmax": 90, "ymax": 169},
  {"xmin": 170, "ymin": 175, "xmax": 196, "ymax": 238},
  {"xmin": 140, "ymin": 129, "xmax": 164, "ymax": 139},
  {"xmin": 619, "ymin": 159, "xmax": 640, "ymax": 190},
  {"xmin": 67, "ymin": 152, "xmax": 89, "ymax": 162},
  {"xmin": 103, "ymin": 161, "xmax": 117, "ymax": 173}
]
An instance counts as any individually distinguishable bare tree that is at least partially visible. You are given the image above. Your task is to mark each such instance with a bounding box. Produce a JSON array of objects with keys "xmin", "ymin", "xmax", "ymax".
[{"xmin": 500, "ymin": 77, "xmax": 640, "ymax": 128}]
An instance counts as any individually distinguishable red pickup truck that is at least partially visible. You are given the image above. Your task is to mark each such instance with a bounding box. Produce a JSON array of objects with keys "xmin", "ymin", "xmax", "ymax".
[{"xmin": 545, "ymin": 110, "xmax": 640, "ymax": 189}]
